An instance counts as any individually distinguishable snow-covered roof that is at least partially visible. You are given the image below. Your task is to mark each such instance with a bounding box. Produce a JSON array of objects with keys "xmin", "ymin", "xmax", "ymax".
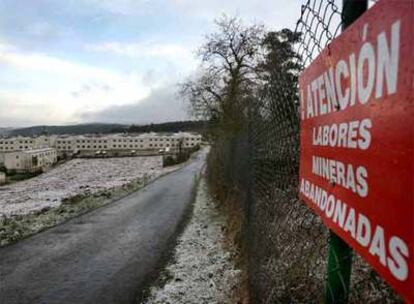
[
  {"xmin": 65, "ymin": 132, "xmax": 200, "ymax": 139},
  {"xmin": 21, "ymin": 148, "xmax": 56, "ymax": 154}
]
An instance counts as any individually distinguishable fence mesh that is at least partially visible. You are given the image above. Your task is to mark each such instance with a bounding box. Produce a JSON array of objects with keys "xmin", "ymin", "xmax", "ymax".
[{"xmin": 206, "ymin": 0, "xmax": 402, "ymax": 303}]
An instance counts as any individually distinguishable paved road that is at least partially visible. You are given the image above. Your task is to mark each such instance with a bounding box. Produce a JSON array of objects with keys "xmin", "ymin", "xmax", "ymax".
[{"xmin": 0, "ymin": 150, "xmax": 206, "ymax": 304}]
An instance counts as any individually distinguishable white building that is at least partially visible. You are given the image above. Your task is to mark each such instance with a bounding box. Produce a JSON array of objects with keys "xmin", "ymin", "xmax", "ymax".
[
  {"xmin": 55, "ymin": 132, "xmax": 202, "ymax": 153},
  {"xmin": 0, "ymin": 135, "xmax": 56, "ymax": 153},
  {"xmin": 0, "ymin": 132, "xmax": 202, "ymax": 157},
  {"xmin": 4, "ymin": 148, "xmax": 57, "ymax": 173}
]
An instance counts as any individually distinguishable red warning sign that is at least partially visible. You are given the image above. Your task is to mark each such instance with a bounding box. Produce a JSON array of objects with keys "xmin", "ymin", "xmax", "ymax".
[{"xmin": 298, "ymin": 1, "xmax": 413, "ymax": 301}]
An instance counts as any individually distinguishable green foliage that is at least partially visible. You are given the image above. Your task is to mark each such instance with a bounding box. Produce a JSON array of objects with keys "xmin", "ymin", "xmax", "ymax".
[
  {"xmin": 8, "ymin": 121, "xmax": 207, "ymax": 137},
  {"xmin": 163, "ymin": 156, "xmax": 177, "ymax": 167},
  {"xmin": 9, "ymin": 123, "xmax": 128, "ymax": 137},
  {"xmin": 32, "ymin": 156, "xmax": 38, "ymax": 167},
  {"xmin": 8, "ymin": 172, "xmax": 38, "ymax": 181},
  {"xmin": 6, "ymin": 169, "xmax": 16, "ymax": 176},
  {"xmin": 127, "ymin": 120, "xmax": 207, "ymax": 134},
  {"xmin": 163, "ymin": 145, "xmax": 200, "ymax": 167}
]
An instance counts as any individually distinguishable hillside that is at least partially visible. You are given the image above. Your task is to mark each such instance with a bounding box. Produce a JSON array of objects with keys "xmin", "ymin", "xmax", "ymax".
[
  {"xmin": 0, "ymin": 128, "xmax": 12, "ymax": 136},
  {"xmin": 6, "ymin": 121, "xmax": 206, "ymax": 137},
  {"xmin": 126, "ymin": 121, "xmax": 207, "ymax": 134},
  {"xmin": 9, "ymin": 123, "xmax": 128, "ymax": 136}
]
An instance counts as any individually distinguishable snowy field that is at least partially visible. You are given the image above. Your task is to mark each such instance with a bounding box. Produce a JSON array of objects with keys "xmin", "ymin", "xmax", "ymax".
[
  {"xmin": 0, "ymin": 156, "xmax": 167, "ymax": 217},
  {"xmin": 145, "ymin": 177, "xmax": 244, "ymax": 304}
]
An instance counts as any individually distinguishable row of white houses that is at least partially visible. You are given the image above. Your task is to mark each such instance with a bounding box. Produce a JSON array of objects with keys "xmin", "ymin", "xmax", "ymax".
[
  {"xmin": 0, "ymin": 132, "xmax": 202, "ymax": 154},
  {"xmin": 0, "ymin": 135, "xmax": 53, "ymax": 152},
  {"xmin": 3, "ymin": 148, "xmax": 58, "ymax": 173},
  {"xmin": 0, "ymin": 132, "xmax": 202, "ymax": 173}
]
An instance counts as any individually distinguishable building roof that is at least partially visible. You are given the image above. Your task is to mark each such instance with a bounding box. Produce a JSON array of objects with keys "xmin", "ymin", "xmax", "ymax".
[
  {"xmin": 1, "ymin": 132, "xmax": 202, "ymax": 142},
  {"xmin": 23, "ymin": 148, "xmax": 56, "ymax": 153},
  {"xmin": 5, "ymin": 148, "xmax": 57, "ymax": 155}
]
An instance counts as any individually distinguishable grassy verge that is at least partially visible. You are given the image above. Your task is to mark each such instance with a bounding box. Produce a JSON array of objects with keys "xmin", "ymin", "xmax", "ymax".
[
  {"xmin": 212, "ymin": 189, "xmax": 250, "ymax": 304},
  {"xmin": 0, "ymin": 174, "xmax": 153, "ymax": 247},
  {"xmin": 137, "ymin": 170, "xmax": 203, "ymax": 303}
]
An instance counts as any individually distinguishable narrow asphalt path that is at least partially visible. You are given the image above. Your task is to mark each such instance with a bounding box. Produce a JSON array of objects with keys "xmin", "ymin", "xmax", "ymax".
[{"xmin": 0, "ymin": 150, "xmax": 206, "ymax": 304}]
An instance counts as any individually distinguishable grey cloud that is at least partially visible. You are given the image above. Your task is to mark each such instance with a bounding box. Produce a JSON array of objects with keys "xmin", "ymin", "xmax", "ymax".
[
  {"xmin": 80, "ymin": 86, "xmax": 189, "ymax": 124},
  {"xmin": 142, "ymin": 70, "xmax": 157, "ymax": 87},
  {"xmin": 71, "ymin": 83, "xmax": 113, "ymax": 98}
]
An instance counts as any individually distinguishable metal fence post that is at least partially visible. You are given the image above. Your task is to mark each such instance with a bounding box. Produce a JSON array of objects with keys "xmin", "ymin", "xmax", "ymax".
[
  {"xmin": 341, "ymin": 0, "xmax": 368, "ymax": 30},
  {"xmin": 324, "ymin": 1, "xmax": 367, "ymax": 303},
  {"xmin": 325, "ymin": 231, "xmax": 353, "ymax": 303}
]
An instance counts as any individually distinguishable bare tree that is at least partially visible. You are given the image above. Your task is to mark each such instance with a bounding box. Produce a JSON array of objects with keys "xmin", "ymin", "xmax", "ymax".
[{"xmin": 180, "ymin": 16, "xmax": 264, "ymax": 136}]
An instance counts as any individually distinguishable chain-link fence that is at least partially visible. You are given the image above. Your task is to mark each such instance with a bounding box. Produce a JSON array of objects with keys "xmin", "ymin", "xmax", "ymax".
[{"xmin": 206, "ymin": 0, "xmax": 402, "ymax": 303}]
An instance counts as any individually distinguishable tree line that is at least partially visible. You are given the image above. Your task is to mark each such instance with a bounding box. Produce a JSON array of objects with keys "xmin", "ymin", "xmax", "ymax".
[{"xmin": 180, "ymin": 16, "xmax": 301, "ymax": 138}]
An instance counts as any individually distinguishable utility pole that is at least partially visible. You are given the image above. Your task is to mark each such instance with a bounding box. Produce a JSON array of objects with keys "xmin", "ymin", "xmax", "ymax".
[{"xmin": 324, "ymin": 1, "xmax": 368, "ymax": 303}]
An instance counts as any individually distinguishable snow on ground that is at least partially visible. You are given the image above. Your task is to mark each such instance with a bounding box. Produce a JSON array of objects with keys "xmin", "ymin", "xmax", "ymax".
[
  {"xmin": 0, "ymin": 156, "xmax": 171, "ymax": 217},
  {"xmin": 144, "ymin": 176, "xmax": 243, "ymax": 304}
]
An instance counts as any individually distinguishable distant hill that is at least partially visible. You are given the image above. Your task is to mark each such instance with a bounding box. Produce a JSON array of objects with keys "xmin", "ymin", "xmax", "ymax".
[
  {"xmin": 0, "ymin": 128, "xmax": 12, "ymax": 136},
  {"xmin": 126, "ymin": 121, "xmax": 207, "ymax": 134},
  {"xmin": 9, "ymin": 123, "xmax": 128, "ymax": 137},
  {"xmin": 6, "ymin": 121, "xmax": 206, "ymax": 137}
]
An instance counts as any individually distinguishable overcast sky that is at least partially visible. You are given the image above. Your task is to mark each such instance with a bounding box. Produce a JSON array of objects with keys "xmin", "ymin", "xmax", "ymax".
[{"xmin": 0, "ymin": 0, "xmax": 303, "ymax": 127}]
